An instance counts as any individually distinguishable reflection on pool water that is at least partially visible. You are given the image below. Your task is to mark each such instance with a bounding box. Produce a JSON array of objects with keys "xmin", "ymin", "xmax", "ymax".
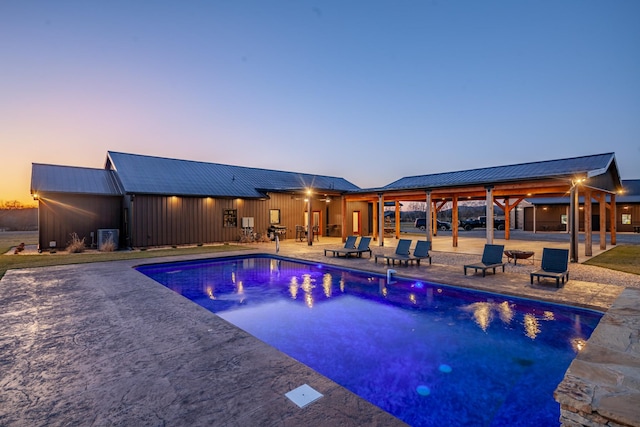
[{"xmin": 136, "ymin": 255, "xmax": 602, "ymax": 427}]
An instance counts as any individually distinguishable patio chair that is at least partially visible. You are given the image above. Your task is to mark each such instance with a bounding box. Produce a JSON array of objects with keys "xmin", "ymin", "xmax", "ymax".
[
  {"xmin": 324, "ymin": 235, "xmax": 358, "ymax": 257},
  {"xmin": 463, "ymin": 244, "xmax": 506, "ymax": 277},
  {"xmin": 530, "ymin": 248, "xmax": 569, "ymax": 288},
  {"xmin": 374, "ymin": 239, "xmax": 412, "ymax": 265},
  {"xmin": 331, "ymin": 236, "xmax": 373, "ymax": 258},
  {"xmin": 407, "ymin": 240, "xmax": 432, "ymax": 266}
]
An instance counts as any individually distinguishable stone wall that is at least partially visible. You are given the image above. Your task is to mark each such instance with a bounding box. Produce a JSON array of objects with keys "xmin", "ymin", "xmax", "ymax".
[{"xmin": 554, "ymin": 288, "xmax": 640, "ymax": 427}]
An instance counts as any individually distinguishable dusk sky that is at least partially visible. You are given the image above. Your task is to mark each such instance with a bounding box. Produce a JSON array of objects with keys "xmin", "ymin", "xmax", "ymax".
[{"xmin": 2, "ymin": 1, "xmax": 639, "ymax": 206}]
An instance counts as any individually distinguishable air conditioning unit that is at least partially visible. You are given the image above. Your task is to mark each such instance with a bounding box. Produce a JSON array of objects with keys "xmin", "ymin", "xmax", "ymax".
[{"xmin": 97, "ymin": 229, "xmax": 119, "ymax": 250}]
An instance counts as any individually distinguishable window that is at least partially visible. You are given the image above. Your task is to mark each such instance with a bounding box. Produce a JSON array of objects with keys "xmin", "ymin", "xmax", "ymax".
[
  {"xmin": 223, "ymin": 209, "xmax": 237, "ymax": 227},
  {"xmin": 622, "ymin": 214, "xmax": 631, "ymax": 225},
  {"xmin": 270, "ymin": 209, "xmax": 280, "ymax": 224}
]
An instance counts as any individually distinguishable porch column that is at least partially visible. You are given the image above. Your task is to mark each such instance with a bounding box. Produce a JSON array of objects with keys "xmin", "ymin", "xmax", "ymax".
[
  {"xmin": 372, "ymin": 199, "xmax": 378, "ymax": 241},
  {"xmin": 504, "ymin": 198, "xmax": 511, "ymax": 240},
  {"xmin": 452, "ymin": 195, "xmax": 459, "ymax": 247},
  {"xmin": 425, "ymin": 191, "xmax": 432, "ymax": 243},
  {"xmin": 307, "ymin": 193, "xmax": 313, "ymax": 246},
  {"xmin": 341, "ymin": 196, "xmax": 347, "ymax": 242},
  {"xmin": 611, "ymin": 193, "xmax": 617, "ymax": 245},
  {"xmin": 584, "ymin": 189, "xmax": 592, "ymax": 257},
  {"xmin": 395, "ymin": 201, "xmax": 401, "ymax": 239},
  {"xmin": 485, "ymin": 186, "xmax": 494, "ymax": 244},
  {"xmin": 378, "ymin": 193, "xmax": 385, "ymax": 247},
  {"xmin": 599, "ymin": 193, "xmax": 606, "ymax": 250},
  {"xmin": 570, "ymin": 185, "xmax": 579, "ymax": 263}
]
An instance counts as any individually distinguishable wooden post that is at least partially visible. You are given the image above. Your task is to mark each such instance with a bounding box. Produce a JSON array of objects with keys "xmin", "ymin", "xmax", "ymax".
[
  {"xmin": 378, "ymin": 193, "xmax": 384, "ymax": 247},
  {"xmin": 425, "ymin": 191, "xmax": 432, "ymax": 243},
  {"xmin": 610, "ymin": 193, "xmax": 617, "ymax": 245},
  {"xmin": 395, "ymin": 201, "xmax": 401, "ymax": 239},
  {"xmin": 570, "ymin": 185, "xmax": 579, "ymax": 263},
  {"xmin": 341, "ymin": 196, "xmax": 347, "ymax": 242},
  {"xmin": 584, "ymin": 189, "xmax": 592, "ymax": 257},
  {"xmin": 599, "ymin": 193, "xmax": 606, "ymax": 250},
  {"xmin": 372, "ymin": 198, "xmax": 378, "ymax": 241},
  {"xmin": 486, "ymin": 186, "xmax": 494, "ymax": 244},
  {"xmin": 307, "ymin": 194, "xmax": 313, "ymax": 246},
  {"xmin": 452, "ymin": 195, "xmax": 458, "ymax": 247}
]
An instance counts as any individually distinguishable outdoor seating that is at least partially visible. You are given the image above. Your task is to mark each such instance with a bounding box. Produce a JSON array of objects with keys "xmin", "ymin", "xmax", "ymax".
[
  {"xmin": 329, "ymin": 236, "xmax": 372, "ymax": 258},
  {"xmin": 463, "ymin": 244, "xmax": 506, "ymax": 277},
  {"xmin": 374, "ymin": 239, "xmax": 412, "ymax": 265},
  {"xmin": 295, "ymin": 225, "xmax": 306, "ymax": 241},
  {"xmin": 531, "ymin": 248, "xmax": 569, "ymax": 288},
  {"xmin": 407, "ymin": 240, "xmax": 432, "ymax": 266},
  {"xmin": 324, "ymin": 235, "xmax": 358, "ymax": 257}
]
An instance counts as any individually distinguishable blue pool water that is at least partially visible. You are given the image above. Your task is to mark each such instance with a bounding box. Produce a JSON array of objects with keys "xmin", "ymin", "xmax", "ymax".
[{"xmin": 136, "ymin": 256, "xmax": 602, "ymax": 427}]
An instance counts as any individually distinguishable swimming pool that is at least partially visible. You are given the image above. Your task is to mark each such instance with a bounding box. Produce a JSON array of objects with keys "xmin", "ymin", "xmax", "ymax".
[{"xmin": 136, "ymin": 255, "xmax": 602, "ymax": 427}]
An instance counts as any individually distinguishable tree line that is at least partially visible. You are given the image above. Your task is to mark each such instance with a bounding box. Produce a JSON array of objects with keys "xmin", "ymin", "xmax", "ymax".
[{"xmin": 0, "ymin": 200, "xmax": 38, "ymax": 231}]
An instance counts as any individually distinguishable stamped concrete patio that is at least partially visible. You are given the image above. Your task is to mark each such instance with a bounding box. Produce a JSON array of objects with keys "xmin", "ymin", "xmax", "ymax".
[{"xmin": 1, "ymin": 233, "xmax": 638, "ymax": 426}]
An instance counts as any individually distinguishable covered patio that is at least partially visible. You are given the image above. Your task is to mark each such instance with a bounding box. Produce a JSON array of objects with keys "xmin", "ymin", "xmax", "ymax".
[{"xmin": 340, "ymin": 153, "xmax": 622, "ymax": 263}]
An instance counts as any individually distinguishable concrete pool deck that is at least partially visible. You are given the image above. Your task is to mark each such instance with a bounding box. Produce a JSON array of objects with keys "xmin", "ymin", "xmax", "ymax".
[{"xmin": 1, "ymin": 234, "xmax": 639, "ymax": 426}]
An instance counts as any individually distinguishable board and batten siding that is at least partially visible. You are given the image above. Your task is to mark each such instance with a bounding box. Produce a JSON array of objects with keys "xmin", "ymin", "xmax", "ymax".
[
  {"xmin": 37, "ymin": 193, "xmax": 122, "ymax": 250},
  {"xmin": 129, "ymin": 193, "xmax": 371, "ymax": 247}
]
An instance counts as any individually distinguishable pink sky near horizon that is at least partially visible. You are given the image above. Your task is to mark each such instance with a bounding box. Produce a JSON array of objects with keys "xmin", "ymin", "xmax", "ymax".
[{"xmin": 2, "ymin": 1, "xmax": 639, "ymax": 206}]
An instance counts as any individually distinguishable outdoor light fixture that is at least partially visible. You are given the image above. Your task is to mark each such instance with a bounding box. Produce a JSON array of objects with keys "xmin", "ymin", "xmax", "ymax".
[{"xmin": 32, "ymin": 194, "xmax": 38, "ymax": 200}]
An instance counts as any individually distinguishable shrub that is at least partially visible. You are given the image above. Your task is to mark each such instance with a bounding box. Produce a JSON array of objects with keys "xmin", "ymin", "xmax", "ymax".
[
  {"xmin": 67, "ymin": 232, "xmax": 85, "ymax": 253},
  {"xmin": 99, "ymin": 235, "xmax": 116, "ymax": 252}
]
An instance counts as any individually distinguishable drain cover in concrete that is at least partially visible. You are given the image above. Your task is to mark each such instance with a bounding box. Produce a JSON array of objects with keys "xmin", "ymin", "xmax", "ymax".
[{"xmin": 285, "ymin": 384, "xmax": 323, "ymax": 408}]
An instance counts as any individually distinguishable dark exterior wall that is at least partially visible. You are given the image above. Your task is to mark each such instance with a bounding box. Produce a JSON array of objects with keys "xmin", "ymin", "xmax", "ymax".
[
  {"xmin": 524, "ymin": 203, "xmax": 640, "ymax": 232},
  {"xmin": 129, "ymin": 193, "xmax": 372, "ymax": 247},
  {"xmin": 37, "ymin": 194, "xmax": 122, "ymax": 250},
  {"xmin": 618, "ymin": 205, "xmax": 640, "ymax": 232},
  {"xmin": 530, "ymin": 206, "xmax": 568, "ymax": 232}
]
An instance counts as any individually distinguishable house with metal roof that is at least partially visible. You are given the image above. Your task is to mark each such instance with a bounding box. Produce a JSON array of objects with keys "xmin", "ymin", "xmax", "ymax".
[
  {"xmin": 31, "ymin": 151, "xmax": 369, "ymax": 250},
  {"xmin": 31, "ymin": 151, "xmax": 625, "ymax": 259}
]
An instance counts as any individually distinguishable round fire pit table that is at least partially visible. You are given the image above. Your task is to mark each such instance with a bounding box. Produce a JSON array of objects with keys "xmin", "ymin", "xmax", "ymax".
[{"xmin": 504, "ymin": 250, "xmax": 535, "ymax": 265}]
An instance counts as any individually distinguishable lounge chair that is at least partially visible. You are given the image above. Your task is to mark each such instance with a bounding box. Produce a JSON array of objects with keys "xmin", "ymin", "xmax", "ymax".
[
  {"xmin": 463, "ymin": 244, "xmax": 506, "ymax": 277},
  {"xmin": 531, "ymin": 248, "xmax": 569, "ymax": 287},
  {"xmin": 374, "ymin": 239, "xmax": 412, "ymax": 265},
  {"xmin": 407, "ymin": 240, "xmax": 432, "ymax": 266},
  {"xmin": 331, "ymin": 236, "xmax": 373, "ymax": 258},
  {"xmin": 324, "ymin": 235, "xmax": 358, "ymax": 257}
]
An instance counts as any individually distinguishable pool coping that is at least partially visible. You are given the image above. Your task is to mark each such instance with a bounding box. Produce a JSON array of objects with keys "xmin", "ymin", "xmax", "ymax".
[{"xmin": 0, "ymin": 247, "xmax": 636, "ymax": 426}]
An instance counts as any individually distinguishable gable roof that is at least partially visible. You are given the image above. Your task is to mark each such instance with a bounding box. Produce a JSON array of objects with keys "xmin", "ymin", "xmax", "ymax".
[
  {"xmin": 31, "ymin": 163, "xmax": 123, "ymax": 196},
  {"xmin": 106, "ymin": 151, "xmax": 359, "ymax": 198},
  {"xmin": 378, "ymin": 153, "xmax": 620, "ymax": 192}
]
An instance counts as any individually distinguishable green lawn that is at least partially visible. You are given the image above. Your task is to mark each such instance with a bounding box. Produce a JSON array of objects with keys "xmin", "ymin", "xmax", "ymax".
[
  {"xmin": 0, "ymin": 231, "xmax": 252, "ymax": 279},
  {"xmin": 583, "ymin": 245, "xmax": 640, "ymax": 276}
]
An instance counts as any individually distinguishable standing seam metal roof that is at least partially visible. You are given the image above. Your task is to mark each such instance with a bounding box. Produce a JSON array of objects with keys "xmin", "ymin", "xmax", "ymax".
[
  {"xmin": 106, "ymin": 151, "xmax": 360, "ymax": 197},
  {"xmin": 379, "ymin": 153, "xmax": 617, "ymax": 191},
  {"xmin": 31, "ymin": 164, "xmax": 123, "ymax": 196}
]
